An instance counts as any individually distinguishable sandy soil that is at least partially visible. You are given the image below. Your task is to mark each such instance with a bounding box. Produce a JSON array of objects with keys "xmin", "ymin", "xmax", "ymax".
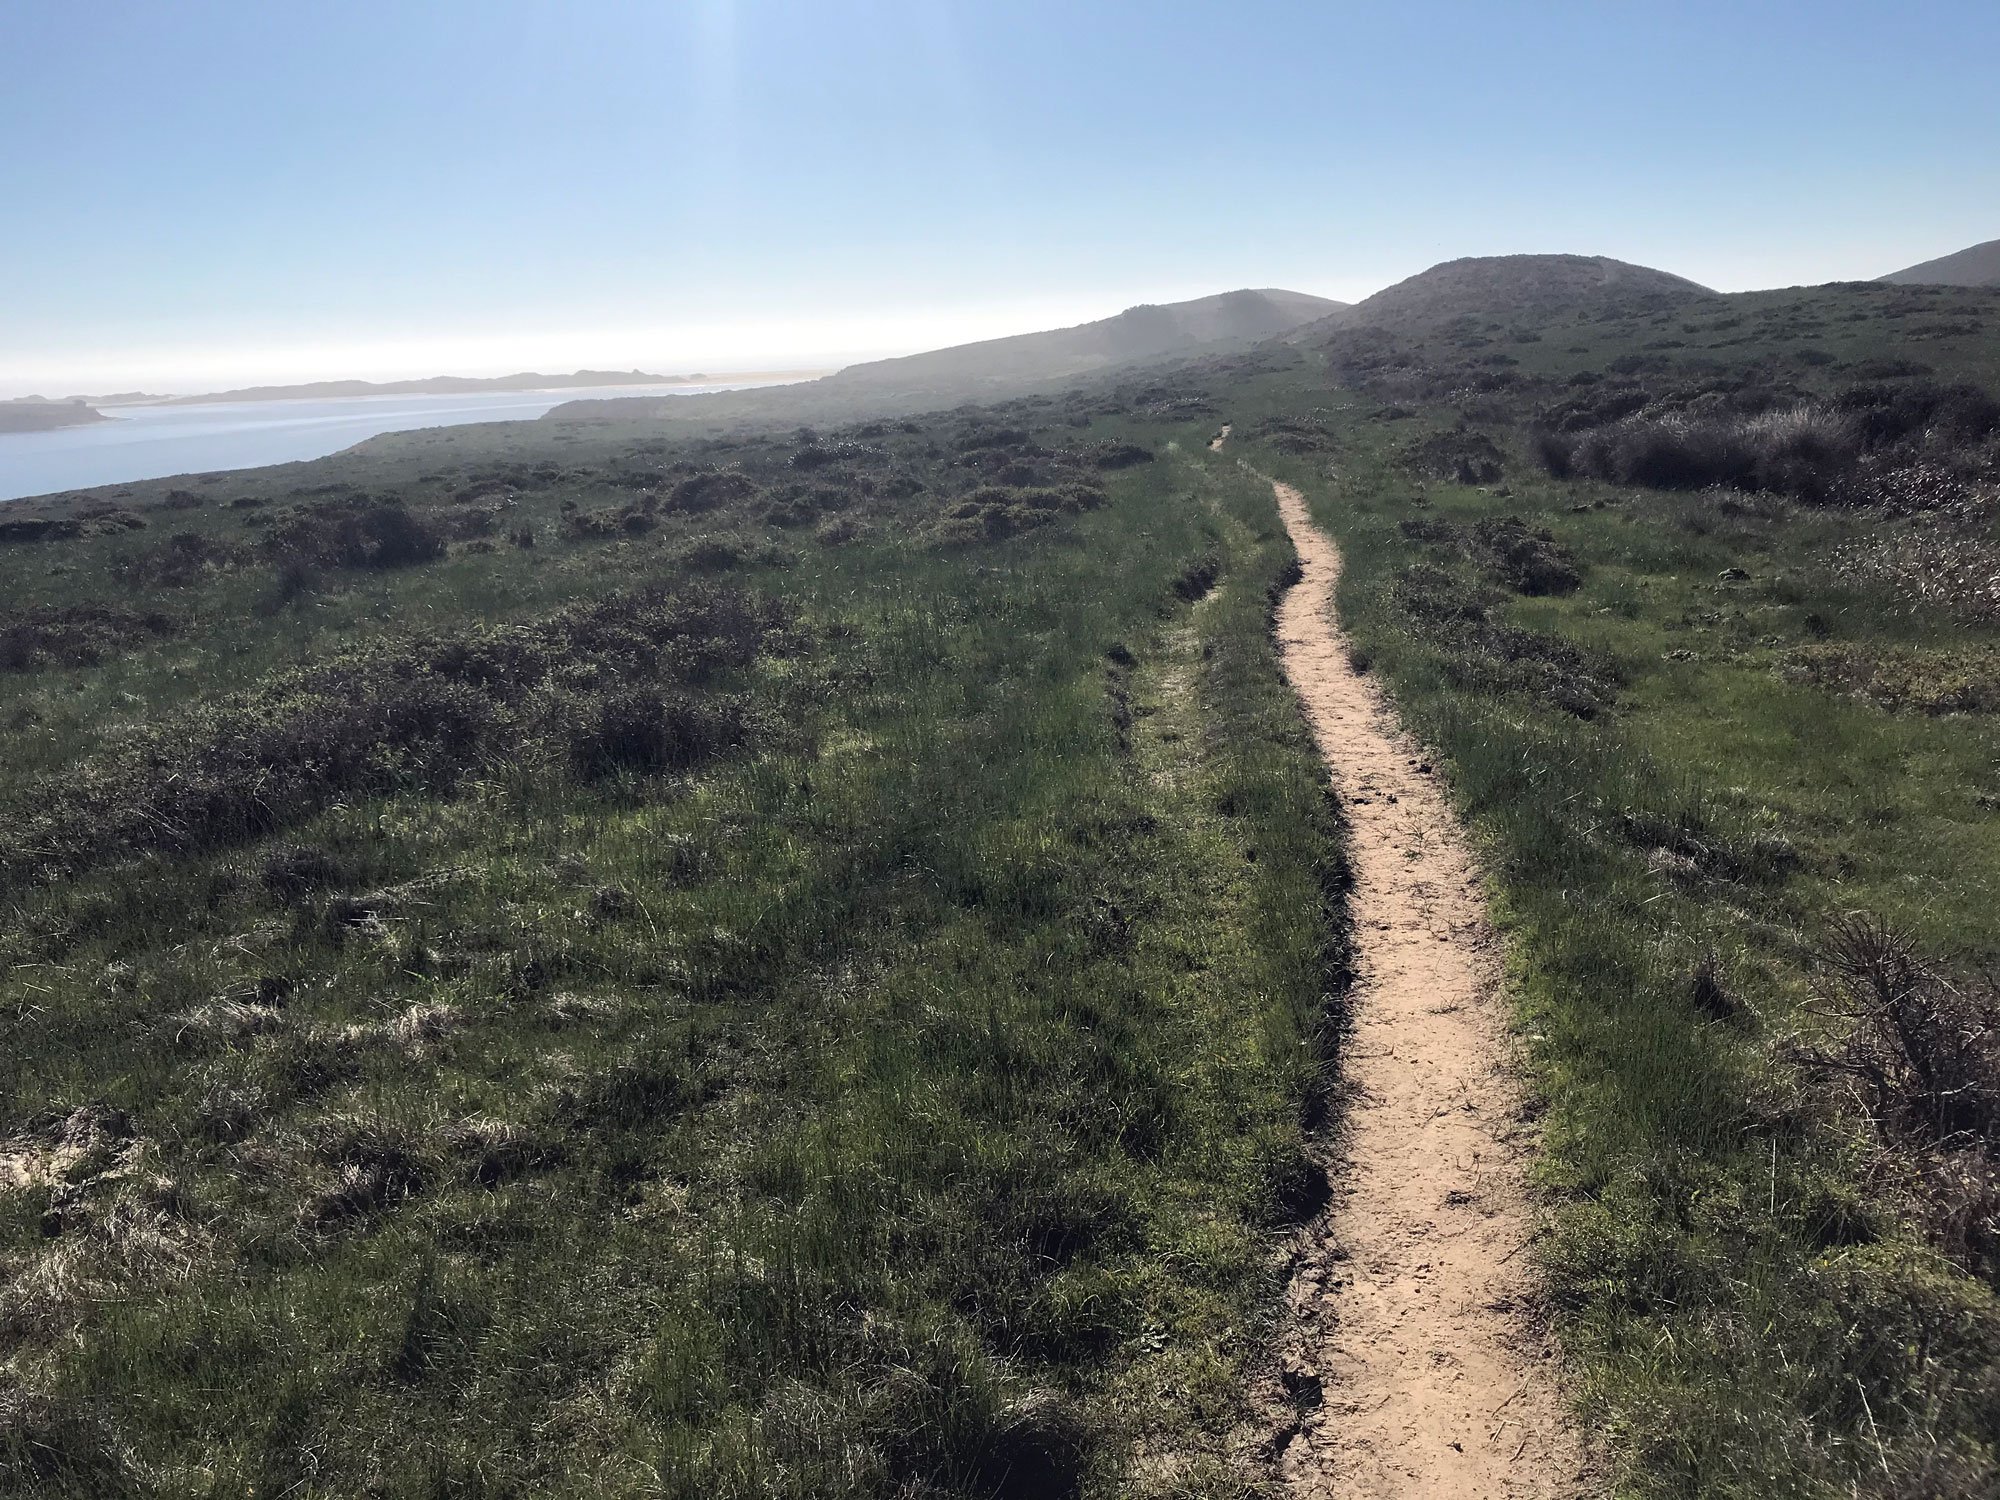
[{"xmin": 1256, "ymin": 475, "xmax": 1586, "ymax": 1498}]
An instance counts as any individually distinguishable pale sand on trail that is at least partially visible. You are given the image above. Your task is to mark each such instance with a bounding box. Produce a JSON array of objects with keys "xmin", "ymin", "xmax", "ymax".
[{"xmin": 1253, "ymin": 473, "xmax": 1587, "ymax": 1498}]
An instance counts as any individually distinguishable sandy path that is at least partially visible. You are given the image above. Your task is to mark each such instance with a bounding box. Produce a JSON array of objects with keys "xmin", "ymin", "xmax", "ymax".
[{"xmin": 1259, "ymin": 476, "xmax": 1585, "ymax": 1498}]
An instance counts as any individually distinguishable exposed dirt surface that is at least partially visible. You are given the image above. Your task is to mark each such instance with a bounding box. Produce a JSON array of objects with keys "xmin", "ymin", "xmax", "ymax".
[
  {"xmin": 1209, "ymin": 423, "xmax": 1233, "ymax": 451},
  {"xmin": 1255, "ymin": 475, "xmax": 1587, "ymax": 1498}
]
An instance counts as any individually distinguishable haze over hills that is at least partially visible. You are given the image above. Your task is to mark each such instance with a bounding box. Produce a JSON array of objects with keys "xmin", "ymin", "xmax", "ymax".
[
  {"xmin": 549, "ymin": 288, "xmax": 1344, "ymax": 427},
  {"xmin": 1291, "ymin": 253, "xmax": 1712, "ymax": 340},
  {"xmin": 1882, "ymin": 237, "xmax": 2000, "ymax": 287},
  {"xmin": 821, "ymin": 288, "xmax": 1343, "ymax": 396}
]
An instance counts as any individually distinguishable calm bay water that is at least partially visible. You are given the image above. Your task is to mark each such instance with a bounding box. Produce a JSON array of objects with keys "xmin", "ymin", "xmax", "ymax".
[{"xmin": 0, "ymin": 382, "xmax": 763, "ymax": 503}]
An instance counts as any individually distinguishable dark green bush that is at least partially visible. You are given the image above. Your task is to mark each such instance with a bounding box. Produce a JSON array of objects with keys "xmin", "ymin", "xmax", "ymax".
[
  {"xmin": 0, "ymin": 603, "xmax": 177, "ymax": 670},
  {"xmin": 567, "ymin": 689, "xmax": 744, "ymax": 779},
  {"xmin": 261, "ymin": 499, "xmax": 445, "ymax": 571}
]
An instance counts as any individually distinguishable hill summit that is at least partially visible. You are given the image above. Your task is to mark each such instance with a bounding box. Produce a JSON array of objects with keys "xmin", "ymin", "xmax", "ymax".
[
  {"xmin": 1881, "ymin": 238, "xmax": 2000, "ymax": 288},
  {"xmin": 1297, "ymin": 254, "xmax": 1712, "ymax": 339}
]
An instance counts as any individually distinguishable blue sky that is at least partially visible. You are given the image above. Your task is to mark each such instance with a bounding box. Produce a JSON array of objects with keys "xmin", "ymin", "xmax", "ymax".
[{"xmin": 4, "ymin": 0, "xmax": 1996, "ymax": 393}]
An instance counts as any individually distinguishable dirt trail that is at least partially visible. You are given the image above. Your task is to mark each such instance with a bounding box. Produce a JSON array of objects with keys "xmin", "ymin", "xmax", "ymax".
[{"xmin": 1258, "ymin": 475, "xmax": 1585, "ymax": 1498}]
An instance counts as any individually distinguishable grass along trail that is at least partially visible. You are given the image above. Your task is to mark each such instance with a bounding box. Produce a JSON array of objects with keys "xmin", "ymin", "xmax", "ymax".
[{"xmin": 1257, "ymin": 472, "xmax": 1585, "ymax": 1498}]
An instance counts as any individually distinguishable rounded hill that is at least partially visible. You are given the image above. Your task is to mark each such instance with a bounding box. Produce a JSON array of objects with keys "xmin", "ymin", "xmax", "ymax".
[{"xmin": 1298, "ymin": 254, "xmax": 1713, "ymax": 339}]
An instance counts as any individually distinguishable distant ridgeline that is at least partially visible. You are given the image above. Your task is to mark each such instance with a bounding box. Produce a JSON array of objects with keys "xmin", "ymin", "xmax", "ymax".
[
  {"xmin": 156, "ymin": 370, "xmax": 700, "ymax": 405},
  {"xmin": 544, "ymin": 287, "xmax": 1349, "ymax": 429}
]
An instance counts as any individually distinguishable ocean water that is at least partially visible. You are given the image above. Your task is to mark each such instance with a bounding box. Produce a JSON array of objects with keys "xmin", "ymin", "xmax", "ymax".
[{"xmin": 0, "ymin": 382, "xmax": 762, "ymax": 502}]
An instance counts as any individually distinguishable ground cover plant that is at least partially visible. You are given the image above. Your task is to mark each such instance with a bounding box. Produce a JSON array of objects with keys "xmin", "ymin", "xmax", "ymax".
[
  {"xmin": 0, "ymin": 400, "xmax": 1348, "ymax": 1497},
  {"xmin": 1202, "ymin": 275, "xmax": 2000, "ymax": 1495}
]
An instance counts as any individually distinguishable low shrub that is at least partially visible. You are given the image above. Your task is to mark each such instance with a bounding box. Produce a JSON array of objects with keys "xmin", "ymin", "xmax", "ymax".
[
  {"xmin": 0, "ymin": 516, "xmax": 84, "ymax": 546},
  {"xmin": 0, "ymin": 604, "xmax": 177, "ymax": 671},
  {"xmin": 1401, "ymin": 426, "xmax": 1504, "ymax": 484},
  {"xmin": 1829, "ymin": 531, "xmax": 2000, "ymax": 624},
  {"xmin": 1391, "ymin": 563, "xmax": 1616, "ymax": 717},
  {"xmin": 931, "ymin": 484, "xmax": 1103, "ymax": 547},
  {"xmin": 0, "ymin": 585, "xmax": 781, "ymax": 885},
  {"xmin": 561, "ymin": 498, "xmax": 654, "ymax": 539},
  {"xmin": 261, "ymin": 500, "xmax": 445, "ymax": 571},
  {"xmin": 1834, "ymin": 380, "xmax": 2000, "ymax": 450},
  {"xmin": 1537, "ymin": 379, "xmax": 2000, "ymax": 506},
  {"xmin": 1088, "ymin": 442, "xmax": 1154, "ymax": 469},
  {"xmin": 566, "ymin": 689, "xmax": 744, "ymax": 779},
  {"xmin": 1800, "ymin": 916, "xmax": 2000, "ymax": 1280},
  {"xmin": 116, "ymin": 530, "xmax": 247, "ymax": 587},
  {"xmin": 1785, "ymin": 642, "xmax": 2000, "ymax": 715},
  {"xmin": 1467, "ymin": 515, "xmax": 1582, "ymax": 595},
  {"xmin": 665, "ymin": 469, "xmax": 758, "ymax": 513}
]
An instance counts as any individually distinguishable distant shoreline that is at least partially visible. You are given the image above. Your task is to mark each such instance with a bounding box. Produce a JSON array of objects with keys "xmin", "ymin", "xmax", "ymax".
[
  {"xmin": 0, "ymin": 371, "xmax": 839, "ymax": 504},
  {"xmin": 8, "ymin": 369, "xmax": 834, "ymax": 411}
]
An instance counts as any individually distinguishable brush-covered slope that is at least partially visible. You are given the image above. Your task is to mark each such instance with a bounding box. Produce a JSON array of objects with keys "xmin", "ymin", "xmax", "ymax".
[
  {"xmin": 823, "ymin": 288, "xmax": 1343, "ymax": 396},
  {"xmin": 548, "ymin": 288, "xmax": 1342, "ymax": 428},
  {"xmin": 1883, "ymin": 238, "xmax": 2000, "ymax": 287},
  {"xmin": 1296, "ymin": 254, "xmax": 1711, "ymax": 340}
]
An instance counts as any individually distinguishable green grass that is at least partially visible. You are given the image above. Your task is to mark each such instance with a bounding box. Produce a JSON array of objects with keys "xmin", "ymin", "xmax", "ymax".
[{"xmin": 0, "ymin": 413, "xmax": 1346, "ymax": 1496}]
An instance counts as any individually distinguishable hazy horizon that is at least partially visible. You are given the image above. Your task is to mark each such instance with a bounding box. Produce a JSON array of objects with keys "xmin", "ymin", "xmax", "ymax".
[
  {"xmin": 5, "ymin": 0, "xmax": 1996, "ymax": 400},
  {"xmin": 0, "ymin": 294, "xmax": 1261, "ymax": 401}
]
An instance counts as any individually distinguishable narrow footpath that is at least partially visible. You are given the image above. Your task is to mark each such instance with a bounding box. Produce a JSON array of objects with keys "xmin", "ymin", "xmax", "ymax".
[{"xmin": 1258, "ymin": 471, "xmax": 1586, "ymax": 1499}]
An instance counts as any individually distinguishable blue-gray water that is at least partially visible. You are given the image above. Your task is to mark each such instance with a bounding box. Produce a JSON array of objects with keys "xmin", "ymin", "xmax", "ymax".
[{"xmin": 0, "ymin": 382, "xmax": 764, "ymax": 502}]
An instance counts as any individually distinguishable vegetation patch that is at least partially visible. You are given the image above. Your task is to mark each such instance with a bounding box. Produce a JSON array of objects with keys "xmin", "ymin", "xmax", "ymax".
[
  {"xmin": 1535, "ymin": 378, "xmax": 2000, "ymax": 507},
  {"xmin": 0, "ymin": 604, "xmax": 178, "ymax": 671},
  {"xmin": 1787, "ymin": 642, "xmax": 2000, "ymax": 715},
  {"xmin": 1, "ymin": 584, "xmax": 781, "ymax": 886},
  {"xmin": 1795, "ymin": 916, "xmax": 2000, "ymax": 1283},
  {"xmin": 113, "ymin": 530, "xmax": 247, "ymax": 587},
  {"xmin": 1391, "ymin": 562, "xmax": 1617, "ymax": 717},
  {"xmin": 1400, "ymin": 424, "xmax": 1505, "ymax": 483},
  {"xmin": 931, "ymin": 483, "xmax": 1104, "ymax": 546},
  {"xmin": 260, "ymin": 498, "xmax": 447, "ymax": 571}
]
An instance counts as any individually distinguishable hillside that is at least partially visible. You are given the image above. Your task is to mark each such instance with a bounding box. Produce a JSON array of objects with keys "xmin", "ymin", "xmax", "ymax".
[
  {"xmin": 548, "ymin": 287, "xmax": 1342, "ymax": 429},
  {"xmin": 1281, "ymin": 259, "xmax": 2000, "ymax": 405},
  {"xmin": 1295, "ymin": 252, "xmax": 1711, "ymax": 339},
  {"xmin": 821, "ymin": 287, "xmax": 1341, "ymax": 396},
  {"xmin": 1883, "ymin": 237, "xmax": 2000, "ymax": 287}
]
